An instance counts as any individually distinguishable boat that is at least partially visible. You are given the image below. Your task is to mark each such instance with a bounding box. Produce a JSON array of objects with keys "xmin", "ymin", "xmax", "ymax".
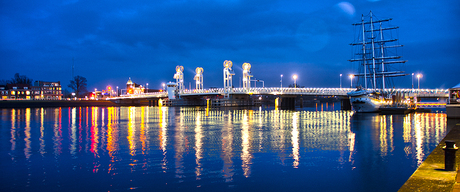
[
  {"xmin": 347, "ymin": 87, "xmax": 384, "ymax": 112},
  {"xmin": 347, "ymin": 11, "xmax": 407, "ymax": 112}
]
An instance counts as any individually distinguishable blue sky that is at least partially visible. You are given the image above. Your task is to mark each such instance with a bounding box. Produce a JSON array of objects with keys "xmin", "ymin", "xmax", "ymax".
[{"xmin": 1, "ymin": 0, "xmax": 459, "ymax": 91}]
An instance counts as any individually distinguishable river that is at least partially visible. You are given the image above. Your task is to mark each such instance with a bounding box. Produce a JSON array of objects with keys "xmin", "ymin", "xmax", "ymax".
[{"xmin": 0, "ymin": 105, "xmax": 447, "ymax": 191}]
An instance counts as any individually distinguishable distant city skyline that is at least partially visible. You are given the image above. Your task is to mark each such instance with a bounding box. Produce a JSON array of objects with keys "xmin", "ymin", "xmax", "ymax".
[{"xmin": 1, "ymin": 0, "xmax": 459, "ymax": 91}]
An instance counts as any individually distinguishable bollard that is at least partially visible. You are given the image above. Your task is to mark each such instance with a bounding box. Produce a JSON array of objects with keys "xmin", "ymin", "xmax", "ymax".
[{"xmin": 442, "ymin": 140, "xmax": 458, "ymax": 171}]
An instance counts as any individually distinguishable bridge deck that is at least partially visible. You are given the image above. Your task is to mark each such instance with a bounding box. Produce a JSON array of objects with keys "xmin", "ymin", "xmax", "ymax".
[{"xmin": 110, "ymin": 87, "xmax": 448, "ymax": 100}]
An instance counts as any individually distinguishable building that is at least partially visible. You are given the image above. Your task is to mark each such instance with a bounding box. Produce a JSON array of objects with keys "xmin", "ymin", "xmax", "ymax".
[
  {"xmin": 33, "ymin": 81, "xmax": 62, "ymax": 100},
  {"xmin": 0, "ymin": 84, "xmax": 32, "ymax": 99},
  {"xmin": 0, "ymin": 81, "xmax": 62, "ymax": 100},
  {"xmin": 126, "ymin": 78, "xmax": 144, "ymax": 94}
]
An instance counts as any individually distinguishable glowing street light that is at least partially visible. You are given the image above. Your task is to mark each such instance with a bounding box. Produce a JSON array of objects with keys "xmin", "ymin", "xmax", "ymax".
[
  {"xmin": 411, "ymin": 73, "xmax": 414, "ymax": 89},
  {"xmin": 293, "ymin": 75, "xmax": 298, "ymax": 88},
  {"xmin": 280, "ymin": 74, "xmax": 283, "ymax": 88},
  {"xmin": 162, "ymin": 83, "xmax": 165, "ymax": 91},
  {"xmin": 116, "ymin": 86, "xmax": 119, "ymax": 96},
  {"xmin": 349, "ymin": 74, "xmax": 354, "ymax": 88},
  {"xmin": 146, "ymin": 83, "xmax": 149, "ymax": 90},
  {"xmin": 340, "ymin": 74, "xmax": 342, "ymax": 88},
  {"xmin": 417, "ymin": 74, "xmax": 422, "ymax": 89}
]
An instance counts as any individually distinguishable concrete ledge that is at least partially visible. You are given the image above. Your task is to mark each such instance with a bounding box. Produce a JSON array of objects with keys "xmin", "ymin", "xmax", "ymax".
[
  {"xmin": 399, "ymin": 119, "xmax": 460, "ymax": 192},
  {"xmin": 0, "ymin": 100, "xmax": 119, "ymax": 108}
]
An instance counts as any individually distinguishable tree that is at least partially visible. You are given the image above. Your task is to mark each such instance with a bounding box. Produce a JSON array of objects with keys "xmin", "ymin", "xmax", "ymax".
[
  {"xmin": 68, "ymin": 75, "xmax": 88, "ymax": 97},
  {"xmin": 288, "ymin": 84, "xmax": 304, "ymax": 88},
  {"xmin": 0, "ymin": 79, "xmax": 7, "ymax": 86},
  {"xmin": 10, "ymin": 73, "xmax": 33, "ymax": 85}
]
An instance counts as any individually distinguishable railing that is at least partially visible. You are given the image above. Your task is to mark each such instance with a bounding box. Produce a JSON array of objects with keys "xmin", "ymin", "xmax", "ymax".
[{"xmin": 111, "ymin": 87, "xmax": 449, "ymax": 99}]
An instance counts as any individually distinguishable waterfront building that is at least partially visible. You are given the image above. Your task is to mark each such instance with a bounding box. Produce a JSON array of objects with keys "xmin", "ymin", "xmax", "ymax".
[
  {"xmin": 126, "ymin": 77, "xmax": 144, "ymax": 94},
  {"xmin": 0, "ymin": 84, "xmax": 32, "ymax": 99},
  {"xmin": 32, "ymin": 81, "xmax": 62, "ymax": 100}
]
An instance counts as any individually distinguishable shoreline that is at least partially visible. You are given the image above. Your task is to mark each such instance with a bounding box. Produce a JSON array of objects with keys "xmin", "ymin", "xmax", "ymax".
[
  {"xmin": 0, "ymin": 100, "xmax": 119, "ymax": 108},
  {"xmin": 399, "ymin": 118, "xmax": 460, "ymax": 192}
]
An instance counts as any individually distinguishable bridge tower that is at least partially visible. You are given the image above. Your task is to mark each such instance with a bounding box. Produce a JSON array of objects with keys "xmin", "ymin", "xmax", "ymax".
[
  {"xmin": 223, "ymin": 60, "xmax": 235, "ymax": 97},
  {"xmin": 173, "ymin": 65, "xmax": 184, "ymax": 92},
  {"xmin": 194, "ymin": 67, "xmax": 204, "ymax": 90},
  {"xmin": 242, "ymin": 62, "xmax": 253, "ymax": 89}
]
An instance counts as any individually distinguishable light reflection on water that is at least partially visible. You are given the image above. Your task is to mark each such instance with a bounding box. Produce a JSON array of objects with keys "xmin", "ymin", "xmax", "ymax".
[{"xmin": 0, "ymin": 106, "xmax": 447, "ymax": 192}]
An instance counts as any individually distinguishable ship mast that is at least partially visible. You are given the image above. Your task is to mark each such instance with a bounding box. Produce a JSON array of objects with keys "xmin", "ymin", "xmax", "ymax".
[
  {"xmin": 370, "ymin": 11, "xmax": 376, "ymax": 89},
  {"xmin": 380, "ymin": 22, "xmax": 385, "ymax": 89},
  {"xmin": 361, "ymin": 14, "xmax": 367, "ymax": 89},
  {"xmin": 349, "ymin": 11, "xmax": 407, "ymax": 90}
]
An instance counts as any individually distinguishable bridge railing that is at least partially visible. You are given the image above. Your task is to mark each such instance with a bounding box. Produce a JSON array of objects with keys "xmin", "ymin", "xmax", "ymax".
[{"xmin": 113, "ymin": 87, "xmax": 449, "ymax": 99}]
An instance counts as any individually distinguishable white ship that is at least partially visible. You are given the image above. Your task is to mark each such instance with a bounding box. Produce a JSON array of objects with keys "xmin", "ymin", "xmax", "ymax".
[
  {"xmin": 347, "ymin": 88, "xmax": 383, "ymax": 112},
  {"xmin": 348, "ymin": 11, "xmax": 407, "ymax": 112}
]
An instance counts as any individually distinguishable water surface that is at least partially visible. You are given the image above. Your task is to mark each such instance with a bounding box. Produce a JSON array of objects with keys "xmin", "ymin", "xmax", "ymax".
[{"xmin": 0, "ymin": 106, "xmax": 447, "ymax": 191}]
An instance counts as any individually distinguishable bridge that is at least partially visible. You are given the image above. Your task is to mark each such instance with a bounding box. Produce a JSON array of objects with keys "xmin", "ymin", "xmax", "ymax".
[
  {"xmin": 109, "ymin": 87, "xmax": 448, "ymax": 109},
  {"xmin": 112, "ymin": 87, "xmax": 448, "ymax": 98},
  {"xmin": 107, "ymin": 60, "xmax": 449, "ymax": 108}
]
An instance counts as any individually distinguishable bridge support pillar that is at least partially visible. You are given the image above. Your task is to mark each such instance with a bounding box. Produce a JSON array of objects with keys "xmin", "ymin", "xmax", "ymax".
[
  {"xmin": 341, "ymin": 98, "xmax": 351, "ymax": 110},
  {"xmin": 279, "ymin": 96, "xmax": 296, "ymax": 110}
]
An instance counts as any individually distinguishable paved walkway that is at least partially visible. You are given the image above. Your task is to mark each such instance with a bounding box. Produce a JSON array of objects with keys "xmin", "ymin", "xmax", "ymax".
[{"xmin": 399, "ymin": 118, "xmax": 460, "ymax": 192}]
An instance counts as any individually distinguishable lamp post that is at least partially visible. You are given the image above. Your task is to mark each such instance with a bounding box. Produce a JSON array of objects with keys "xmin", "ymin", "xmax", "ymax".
[
  {"xmin": 340, "ymin": 74, "xmax": 342, "ymax": 88},
  {"xmin": 417, "ymin": 74, "xmax": 422, "ymax": 90},
  {"xmin": 411, "ymin": 73, "xmax": 414, "ymax": 89},
  {"xmin": 280, "ymin": 74, "xmax": 283, "ymax": 88},
  {"xmin": 162, "ymin": 83, "xmax": 165, "ymax": 91},
  {"xmin": 293, "ymin": 75, "xmax": 298, "ymax": 88},
  {"xmin": 116, "ymin": 86, "xmax": 118, "ymax": 96},
  {"xmin": 146, "ymin": 83, "xmax": 148, "ymax": 90},
  {"xmin": 349, "ymin": 74, "xmax": 354, "ymax": 88}
]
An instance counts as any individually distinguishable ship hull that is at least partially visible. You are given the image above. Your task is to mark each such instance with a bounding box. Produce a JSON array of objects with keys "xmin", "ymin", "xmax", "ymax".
[
  {"xmin": 347, "ymin": 89, "xmax": 382, "ymax": 113},
  {"xmin": 349, "ymin": 95, "xmax": 381, "ymax": 112}
]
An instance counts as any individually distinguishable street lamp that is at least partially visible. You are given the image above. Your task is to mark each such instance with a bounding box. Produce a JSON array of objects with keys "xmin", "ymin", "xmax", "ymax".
[
  {"xmin": 162, "ymin": 83, "xmax": 165, "ymax": 91},
  {"xmin": 280, "ymin": 74, "xmax": 283, "ymax": 88},
  {"xmin": 417, "ymin": 74, "xmax": 421, "ymax": 90},
  {"xmin": 340, "ymin": 74, "xmax": 342, "ymax": 88},
  {"xmin": 349, "ymin": 74, "xmax": 354, "ymax": 88},
  {"xmin": 411, "ymin": 73, "xmax": 414, "ymax": 89},
  {"xmin": 293, "ymin": 75, "xmax": 298, "ymax": 88},
  {"xmin": 146, "ymin": 83, "xmax": 149, "ymax": 90},
  {"xmin": 116, "ymin": 86, "xmax": 119, "ymax": 96}
]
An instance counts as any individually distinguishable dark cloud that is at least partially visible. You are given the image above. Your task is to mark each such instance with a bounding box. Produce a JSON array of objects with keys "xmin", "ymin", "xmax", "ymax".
[{"xmin": 1, "ymin": 0, "xmax": 459, "ymax": 90}]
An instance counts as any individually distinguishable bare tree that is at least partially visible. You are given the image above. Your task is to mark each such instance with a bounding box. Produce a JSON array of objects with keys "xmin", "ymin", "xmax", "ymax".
[
  {"xmin": 68, "ymin": 75, "xmax": 88, "ymax": 97},
  {"xmin": 10, "ymin": 73, "xmax": 33, "ymax": 85}
]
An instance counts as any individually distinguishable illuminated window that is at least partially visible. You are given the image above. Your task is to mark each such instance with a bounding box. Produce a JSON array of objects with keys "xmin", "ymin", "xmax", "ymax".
[
  {"xmin": 11, "ymin": 91, "xmax": 15, "ymax": 95},
  {"xmin": 13, "ymin": 87, "xmax": 17, "ymax": 89},
  {"xmin": 26, "ymin": 91, "xmax": 30, "ymax": 95}
]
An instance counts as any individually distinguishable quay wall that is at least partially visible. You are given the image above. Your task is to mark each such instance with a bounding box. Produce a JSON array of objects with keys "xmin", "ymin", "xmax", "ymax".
[
  {"xmin": 399, "ymin": 118, "xmax": 460, "ymax": 192},
  {"xmin": 0, "ymin": 100, "xmax": 118, "ymax": 108}
]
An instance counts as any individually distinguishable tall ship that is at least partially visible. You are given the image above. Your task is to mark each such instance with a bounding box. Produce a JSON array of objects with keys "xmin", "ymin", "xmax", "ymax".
[{"xmin": 347, "ymin": 11, "xmax": 407, "ymax": 112}]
